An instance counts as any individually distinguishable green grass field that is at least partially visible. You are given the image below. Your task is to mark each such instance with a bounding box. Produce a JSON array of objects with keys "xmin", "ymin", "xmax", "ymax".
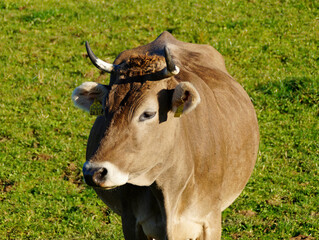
[{"xmin": 0, "ymin": 0, "xmax": 318, "ymax": 239}]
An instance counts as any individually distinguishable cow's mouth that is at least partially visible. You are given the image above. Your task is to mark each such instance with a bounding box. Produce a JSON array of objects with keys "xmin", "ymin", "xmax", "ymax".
[
  {"xmin": 83, "ymin": 161, "xmax": 129, "ymax": 189},
  {"xmin": 93, "ymin": 185, "xmax": 118, "ymax": 191}
]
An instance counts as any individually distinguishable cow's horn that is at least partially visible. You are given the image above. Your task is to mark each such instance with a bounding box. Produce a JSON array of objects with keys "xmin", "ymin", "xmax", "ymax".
[
  {"xmin": 85, "ymin": 41, "xmax": 116, "ymax": 73},
  {"xmin": 164, "ymin": 46, "xmax": 180, "ymax": 76}
]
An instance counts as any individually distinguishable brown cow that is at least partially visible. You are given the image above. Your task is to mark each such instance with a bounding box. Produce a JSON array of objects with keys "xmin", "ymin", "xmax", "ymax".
[{"xmin": 72, "ymin": 31, "xmax": 259, "ymax": 240}]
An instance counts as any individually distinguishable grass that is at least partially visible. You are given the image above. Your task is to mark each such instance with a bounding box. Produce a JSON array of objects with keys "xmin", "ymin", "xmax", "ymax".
[{"xmin": 0, "ymin": 0, "xmax": 318, "ymax": 239}]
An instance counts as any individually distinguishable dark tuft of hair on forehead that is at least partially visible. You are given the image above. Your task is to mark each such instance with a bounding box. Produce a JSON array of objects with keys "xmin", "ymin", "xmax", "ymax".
[{"xmin": 119, "ymin": 54, "xmax": 165, "ymax": 78}]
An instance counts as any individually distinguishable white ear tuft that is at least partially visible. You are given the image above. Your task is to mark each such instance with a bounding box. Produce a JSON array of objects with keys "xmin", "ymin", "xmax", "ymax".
[
  {"xmin": 172, "ymin": 82, "xmax": 200, "ymax": 117},
  {"xmin": 72, "ymin": 82, "xmax": 108, "ymax": 112}
]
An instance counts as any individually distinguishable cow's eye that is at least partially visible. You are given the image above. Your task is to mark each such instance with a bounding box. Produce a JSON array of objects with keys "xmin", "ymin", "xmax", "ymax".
[{"xmin": 139, "ymin": 111, "xmax": 157, "ymax": 122}]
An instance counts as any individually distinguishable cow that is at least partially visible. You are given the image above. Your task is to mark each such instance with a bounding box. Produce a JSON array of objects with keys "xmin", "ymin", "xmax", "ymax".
[{"xmin": 72, "ymin": 31, "xmax": 259, "ymax": 240}]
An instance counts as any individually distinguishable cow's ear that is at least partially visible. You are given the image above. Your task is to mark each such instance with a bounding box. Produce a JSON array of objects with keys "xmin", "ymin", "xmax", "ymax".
[
  {"xmin": 172, "ymin": 82, "xmax": 200, "ymax": 117},
  {"xmin": 72, "ymin": 82, "xmax": 108, "ymax": 112}
]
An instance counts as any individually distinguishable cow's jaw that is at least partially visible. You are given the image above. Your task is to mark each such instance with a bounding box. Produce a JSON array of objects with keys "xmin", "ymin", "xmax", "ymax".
[{"xmin": 127, "ymin": 162, "xmax": 165, "ymax": 186}]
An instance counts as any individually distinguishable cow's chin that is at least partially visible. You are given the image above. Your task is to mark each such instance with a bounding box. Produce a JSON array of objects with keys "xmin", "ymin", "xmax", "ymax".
[
  {"xmin": 92, "ymin": 176, "xmax": 153, "ymax": 190},
  {"xmin": 98, "ymin": 180, "xmax": 124, "ymax": 190},
  {"xmin": 94, "ymin": 173, "xmax": 155, "ymax": 189},
  {"xmin": 93, "ymin": 185, "xmax": 118, "ymax": 191}
]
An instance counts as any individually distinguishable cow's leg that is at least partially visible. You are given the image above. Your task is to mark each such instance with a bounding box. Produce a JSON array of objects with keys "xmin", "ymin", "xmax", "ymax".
[
  {"xmin": 136, "ymin": 224, "xmax": 149, "ymax": 240},
  {"xmin": 121, "ymin": 213, "xmax": 147, "ymax": 240},
  {"xmin": 121, "ymin": 213, "xmax": 136, "ymax": 240},
  {"xmin": 202, "ymin": 211, "xmax": 222, "ymax": 240},
  {"xmin": 122, "ymin": 212, "xmax": 148, "ymax": 240}
]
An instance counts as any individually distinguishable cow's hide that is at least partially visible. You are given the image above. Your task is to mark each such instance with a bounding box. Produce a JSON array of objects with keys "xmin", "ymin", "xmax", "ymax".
[{"xmin": 72, "ymin": 31, "xmax": 259, "ymax": 240}]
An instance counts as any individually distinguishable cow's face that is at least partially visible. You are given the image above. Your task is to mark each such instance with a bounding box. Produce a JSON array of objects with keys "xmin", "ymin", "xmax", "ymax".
[{"xmin": 72, "ymin": 49, "xmax": 200, "ymax": 189}]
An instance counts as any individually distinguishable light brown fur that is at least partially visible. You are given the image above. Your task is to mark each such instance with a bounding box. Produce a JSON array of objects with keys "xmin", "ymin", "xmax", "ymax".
[{"xmin": 75, "ymin": 32, "xmax": 259, "ymax": 240}]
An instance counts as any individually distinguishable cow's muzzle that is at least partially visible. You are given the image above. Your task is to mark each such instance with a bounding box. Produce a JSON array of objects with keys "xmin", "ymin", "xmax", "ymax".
[
  {"xmin": 82, "ymin": 161, "xmax": 129, "ymax": 189},
  {"xmin": 83, "ymin": 165, "xmax": 108, "ymax": 188}
]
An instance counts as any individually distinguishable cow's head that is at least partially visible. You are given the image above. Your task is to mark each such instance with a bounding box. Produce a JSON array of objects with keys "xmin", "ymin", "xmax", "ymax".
[{"xmin": 72, "ymin": 41, "xmax": 200, "ymax": 189}]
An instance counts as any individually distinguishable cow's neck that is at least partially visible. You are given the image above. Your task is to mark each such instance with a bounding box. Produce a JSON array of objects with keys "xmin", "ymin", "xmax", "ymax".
[
  {"xmin": 154, "ymin": 123, "xmax": 196, "ymax": 238},
  {"xmin": 154, "ymin": 115, "xmax": 224, "ymax": 239}
]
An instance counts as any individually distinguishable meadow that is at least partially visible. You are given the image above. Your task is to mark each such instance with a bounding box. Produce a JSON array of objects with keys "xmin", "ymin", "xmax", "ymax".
[{"xmin": 0, "ymin": 0, "xmax": 318, "ymax": 239}]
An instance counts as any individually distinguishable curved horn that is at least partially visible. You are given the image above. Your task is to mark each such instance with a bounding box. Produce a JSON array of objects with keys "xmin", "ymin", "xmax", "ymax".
[
  {"xmin": 85, "ymin": 41, "xmax": 116, "ymax": 73},
  {"xmin": 164, "ymin": 46, "xmax": 180, "ymax": 76}
]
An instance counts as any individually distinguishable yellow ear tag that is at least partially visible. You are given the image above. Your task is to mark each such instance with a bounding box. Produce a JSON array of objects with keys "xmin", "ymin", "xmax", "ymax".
[
  {"xmin": 174, "ymin": 103, "xmax": 184, "ymax": 118},
  {"xmin": 90, "ymin": 98, "xmax": 103, "ymax": 116}
]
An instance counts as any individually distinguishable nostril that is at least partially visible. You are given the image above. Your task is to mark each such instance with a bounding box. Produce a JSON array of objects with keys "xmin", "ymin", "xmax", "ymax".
[
  {"xmin": 83, "ymin": 172, "xmax": 95, "ymax": 186},
  {"xmin": 93, "ymin": 167, "xmax": 108, "ymax": 185}
]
